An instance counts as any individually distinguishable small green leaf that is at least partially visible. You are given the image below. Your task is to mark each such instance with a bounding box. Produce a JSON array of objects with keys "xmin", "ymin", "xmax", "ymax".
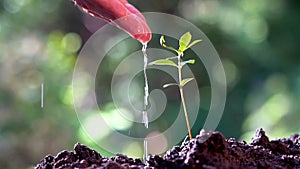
[
  {"xmin": 179, "ymin": 32, "xmax": 192, "ymax": 53},
  {"xmin": 181, "ymin": 59, "xmax": 195, "ymax": 66},
  {"xmin": 163, "ymin": 83, "xmax": 178, "ymax": 88},
  {"xmin": 186, "ymin": 39, "xmax": 202, "ymax": 50},
  {"xmin": 180, "ymin": 78, "xmax": 194, "ymax": 87},
  {"xmin": 165, "ymin": 56, "xmax": 178, "ymax": 60},
  {"xmin": 149, "ymin": 59, "xmax": 178, "ymax": 67},
  {"xmin": 160, "ymin": 35, "xmax": 178, "ymax": 53}
]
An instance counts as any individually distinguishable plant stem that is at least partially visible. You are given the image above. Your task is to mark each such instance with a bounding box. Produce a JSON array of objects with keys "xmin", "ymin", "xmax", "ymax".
[{"xmin": 177, "ymin": 54, "xmax": 193, "ymax": 140}]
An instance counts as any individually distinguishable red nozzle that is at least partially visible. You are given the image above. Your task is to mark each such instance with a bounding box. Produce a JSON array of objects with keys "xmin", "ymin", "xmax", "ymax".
[{"xmin": 73, "ymin": 0, "xmax": 152, "ymax": 44}]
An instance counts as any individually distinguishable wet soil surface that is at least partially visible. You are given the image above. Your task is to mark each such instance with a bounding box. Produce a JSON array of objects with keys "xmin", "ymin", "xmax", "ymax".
[{"xmin": 35, "ymin": 128, "xmax": 300, "ymax": 169}]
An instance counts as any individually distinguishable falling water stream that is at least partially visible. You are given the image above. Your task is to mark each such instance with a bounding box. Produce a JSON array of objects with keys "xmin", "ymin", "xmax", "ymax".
[
  {"xmin": 142, "ymin": 43, "xmax": 149, "ymax": 129},
  {"xmin": 142, "ymin": 43, "xmax": 149, "ymax": 162}
]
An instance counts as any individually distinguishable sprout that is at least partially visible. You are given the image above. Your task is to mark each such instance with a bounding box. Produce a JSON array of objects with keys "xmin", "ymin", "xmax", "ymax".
[{"xmin": 149, "ymin": 32, "xmax": 202, "ymax": 139}]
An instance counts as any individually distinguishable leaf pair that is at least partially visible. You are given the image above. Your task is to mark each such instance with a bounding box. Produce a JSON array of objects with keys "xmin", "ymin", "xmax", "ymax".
[
  {"xmin": 163, "ymin": 77, "xmax": 194, "ymax": 88},
  {"xmin": 159, "ymin": 32, "xmax": 202, "ymax": 56}
]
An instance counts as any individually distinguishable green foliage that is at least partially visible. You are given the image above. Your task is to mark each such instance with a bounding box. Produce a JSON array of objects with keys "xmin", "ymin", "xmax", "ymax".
[
  {"xmin": 159, "ymin": 32, "xmax": 202, "ymax": 56},
  {"xmin": 150, "ymin": 32, "xmax": 201, "ymax": 88},
  {"xmin": 149, "ymin": 59, "xmax": 177, "ymax": 67},
  {"xmin": 163, "ymin": 83, "xmax": 178, "ymax": 88},
  {"xmin": 180, "ymin": 78, "xmax": 194, "ymax": 87},
  {"xmin": 181, "ymin": 59, "xmax": 196, "ymax": 66},
  {"xmin": 160, "ymin": 36, "xmax": 178, "ymax": 53},
  {"xmin": 179, "ymin": 32, "xmax": 192, "ymax": 53},
  {"xmin": 150, "ymin": 32, "xmax": 201, "ymax": 139}
]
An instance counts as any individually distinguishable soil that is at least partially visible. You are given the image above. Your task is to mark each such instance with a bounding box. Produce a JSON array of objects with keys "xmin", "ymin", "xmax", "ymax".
[{"xmin": 35, "ymin": 128, "xmax": 300, "ymax": 169}]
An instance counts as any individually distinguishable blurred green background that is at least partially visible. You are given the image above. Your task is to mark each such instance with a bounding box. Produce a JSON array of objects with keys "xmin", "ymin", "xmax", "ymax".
[{"xmin": 0, "ymin": 0, "xmax": 299, "ymax": 168}]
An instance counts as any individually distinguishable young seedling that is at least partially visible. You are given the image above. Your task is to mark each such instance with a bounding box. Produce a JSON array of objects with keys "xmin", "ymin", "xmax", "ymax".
[{"xmin": 149, "ymin": 32, "xmax": 202, "ymax": 139}]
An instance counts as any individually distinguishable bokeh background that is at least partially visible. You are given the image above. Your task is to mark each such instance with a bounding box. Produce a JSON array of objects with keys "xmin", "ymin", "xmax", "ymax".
[{"xmin": 0, "ymin": 0, "xmax": 299, "ymax": 168}]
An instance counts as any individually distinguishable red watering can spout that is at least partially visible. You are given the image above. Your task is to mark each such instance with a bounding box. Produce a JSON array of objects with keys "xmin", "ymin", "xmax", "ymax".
[{"xmin": 72, "ymin": 0, "xmax": 152, "ymax": 44}]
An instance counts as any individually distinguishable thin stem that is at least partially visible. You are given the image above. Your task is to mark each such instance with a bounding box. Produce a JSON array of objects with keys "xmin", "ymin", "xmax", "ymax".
[
  {"xmin": 177, "ymin": 54, "xmax": 193, "ymax": 140},
  {"xmin": 180, "ymin": 87, "xmax": 192, "ymax": 140}
]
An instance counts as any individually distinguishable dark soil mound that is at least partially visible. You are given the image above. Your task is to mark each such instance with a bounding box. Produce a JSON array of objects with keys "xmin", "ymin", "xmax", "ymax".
[{"xmin": 35, "ymin": 129, "xmax": 300, "ymax": 169}]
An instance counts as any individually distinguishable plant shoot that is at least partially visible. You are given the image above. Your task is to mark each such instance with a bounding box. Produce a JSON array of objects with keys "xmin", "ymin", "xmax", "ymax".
[{"xmin": 149, "ymin": 32, "xmax": 201, "ymax": 139}]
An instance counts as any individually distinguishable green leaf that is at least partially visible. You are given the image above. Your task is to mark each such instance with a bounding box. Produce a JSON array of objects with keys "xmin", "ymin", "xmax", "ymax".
[
  {"xmin": 186, "ymin": 39, "xmax": 202, "ymax": 50},
  {"xmin": 180, "ymin": 78, "xmax": 194, "ymax": 87},
  {"xmin": 165, "ymin": 56, "xmax": 178, "ymax": 60},
  {"xmin": 179, "ymin": 32, "xmax": 192, "ymax": 53},
  {"xmin": 181, "ymin": 59, "xmax": 195, "ymax": 66},
  {"xmin": 163, "ymin": 83, "xmax": 178, "ymax": 88},
  {"xmin": 149, "ymin": 59, "xmax": 178, "ymax": 67},
  {"xmin": 160, "ymin": 36, "xmax": 178, "ymax": 53}
]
